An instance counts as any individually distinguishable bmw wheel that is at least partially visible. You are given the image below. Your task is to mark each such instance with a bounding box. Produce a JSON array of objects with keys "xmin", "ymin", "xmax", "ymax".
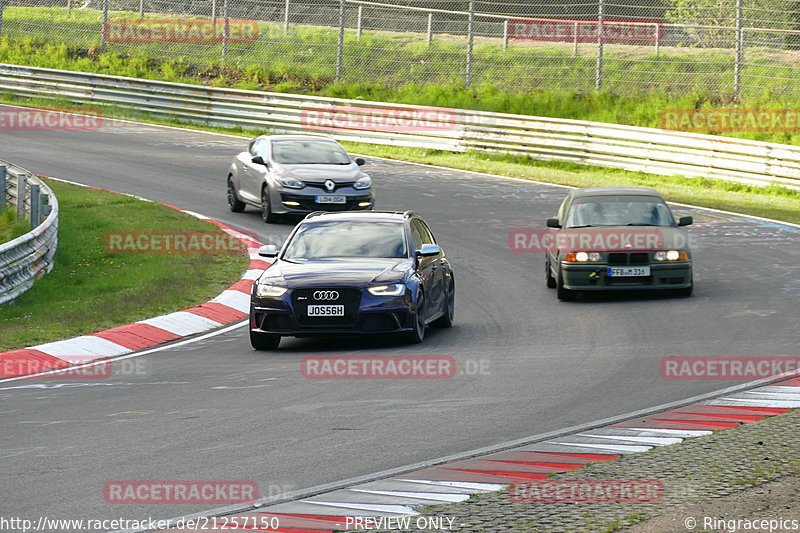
[
  {"xmin": 546, "ymin": 257, "xmax": 557, "ymax": 289},
  {"xmin": 261, "ymin": 186, "xmax": 278, "ymax": 223},
  {"xmin": 227, "ymin": 177, "xmax": 245, "ymax": 213},
  {"xmin": 557, "ymin": 264, "xmax": 575, "ymax": 301}
]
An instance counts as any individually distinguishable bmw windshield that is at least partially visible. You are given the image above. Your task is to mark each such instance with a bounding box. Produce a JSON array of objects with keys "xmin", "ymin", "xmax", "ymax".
[
  {"xmin": 283, "ymin": 222, "xmax": 408, "ymax": 260},
  {"xmin": 271, "ymin": 140, "xmax": 352, "ymax": 165},
  {"xmin": 565, "ymin": 195, "xmax": 675, "ymax": 228}
]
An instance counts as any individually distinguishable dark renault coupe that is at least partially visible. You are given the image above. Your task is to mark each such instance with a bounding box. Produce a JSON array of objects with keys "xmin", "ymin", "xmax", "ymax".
[
  {"xmin": 545, "ymin": 187, "xmax": 693, "ymax": 300},
  {"xmin": 249, "ymin": 211, "xmax": 455, "ymax": 349}
]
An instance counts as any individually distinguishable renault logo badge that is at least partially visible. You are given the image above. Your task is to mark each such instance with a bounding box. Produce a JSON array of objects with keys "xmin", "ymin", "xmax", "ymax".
[{"xmin": 324, "ymin": 180, "xmax": 336, "ymax": 192}]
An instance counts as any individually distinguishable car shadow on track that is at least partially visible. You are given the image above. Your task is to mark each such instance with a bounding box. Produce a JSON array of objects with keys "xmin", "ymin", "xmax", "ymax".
[
  {"xmin": 566, "ymin": 290, "xmax": 693, "ymax": 304},
  {"xmin": 268, "ymin": 327, "xmax": 456, "ymax": 353}
]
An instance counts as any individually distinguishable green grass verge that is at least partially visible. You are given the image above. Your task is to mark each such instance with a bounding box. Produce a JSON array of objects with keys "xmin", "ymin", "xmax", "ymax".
[
  {"xmin": 0, "ymin": 179, "xmax": 248, "ymax": 351},
  {"xmin": 0, "ymin": 207, "xmax": 30, "ymax": 243}
]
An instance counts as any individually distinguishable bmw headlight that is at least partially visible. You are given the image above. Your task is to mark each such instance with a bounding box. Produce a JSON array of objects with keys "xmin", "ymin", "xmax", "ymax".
[
  {"xmin": 654, "ymin": 250, "xmax": 688, "ymax": 261},
  {"xmin": 367, "ymin": 283, "xmax": 405, "ymax": 296},
  {"xmin": 353, "ymin": 175, "xmax": 372, "ymax": 190},
  {"xmin": 255, "ymin": 282, "xmax": 288, "ymax": 298},
  {"xmin": 277, "ymin": 176, "xmax": 305, "ymax": 189}
]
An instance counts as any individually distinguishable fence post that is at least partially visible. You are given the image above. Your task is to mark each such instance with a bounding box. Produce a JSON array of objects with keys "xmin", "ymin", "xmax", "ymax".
[
  {"xmin": 139, "ymin": 0, "xmax": 144, "ymax": 20},
  {"xmin": 357, "ymin": 5, "xmax": 362, "ymax": 41},
  {"xmin": 655, "ymin": 23, "xmax": 659, "ymax": 55},
  {"xmin": 222, "ymin": 0, "xmax": 229, "ymax": 62},
  {"xmin": 426, "ymin": 12, "xmax": 432, "ymax": 46},
  {"xmin": 596, "ymin": 0, "xmax": 604, "ymax": 91},
  {"xmin": 574, "ymin": 22, "xmax": 578, "ymax": 56},
  {"xmin": 0, "ymin": 0, "xmax": 5, "ymax": 35},
  {"xmin": 68, "ymin": 0, "xmax": 72, "ymax": 16},
  {"xmin": 16, "ymin": 173, "xmax": 26, "ymax": 220},
  {"xmin": 212, "ymin": 0, "xmax": 216, "ymax": 24},
  {"xmin": 101, "ymin": 0, "xmax": 108, "ymax": 52},
  {"xmin": 30, "ymin": 184, "xmax": 40, "ymax": 229},
  {"xmin": 336, "ymin": 0, "xmax": 345, "ymax": 81},
  {"xmin": 734, "ymin": 0, "xmax": 743, "ymax": 97},
  {"xmin": 284, "ymin": 0, "xmax": 290, "ymax": 32},
  {"xmin": 0, "ymin": 166, "xmax": 5, "ymax": 214},
  {"xmin": 466, "ymin": 0, "xmax": 474, "ymax": 85},
  {"xmin": 503, "ymin": 19, "xmax": 508, "ymax": 51}
]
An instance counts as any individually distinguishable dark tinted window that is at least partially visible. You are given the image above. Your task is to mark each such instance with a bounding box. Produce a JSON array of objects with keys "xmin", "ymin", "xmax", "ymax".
[
  {"xmin": 271, "ymin": 139, "xmax": 351, "ymax": 165},
  {"xmin": 284, "ymin": 221, "xmax": 408, "ymax": 260},
  {"xmin": 565, "ymin": 195, "xmax": 675, "ymax": 228}
]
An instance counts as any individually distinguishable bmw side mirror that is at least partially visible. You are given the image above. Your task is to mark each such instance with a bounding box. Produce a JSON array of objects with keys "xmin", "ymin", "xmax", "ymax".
[
  {"xmin": 416, "ymin": 244, "xmax": 441, "ymax": 257},
  {"xmin": 257, "ymin": 244, "xmax": 279, "ymax": 258},
  {"xmin": 678, "ymin": 216, "xmax": 693, "ymax": 226},
  {"xmin": 355, "ymin": 157, "xmax": 366, "ymax": 166},
  {"xmin": 546, "ymin": 218, "xmax": 561, "ymax": 228},
  {"xmin": 252, "ymin": 156, "xmax": 267, "ymax": 166}
]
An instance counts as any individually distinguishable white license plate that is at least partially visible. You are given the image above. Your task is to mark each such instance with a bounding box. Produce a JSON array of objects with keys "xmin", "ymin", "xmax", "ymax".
[
  {"xmin": 607, "ymin": 266, "xmax": 651, "ymax": 277},
  {"xmin": 315, "ymin": 195, "xmax": 346, "ymax": 204},
  {"xmin": 307, "ymin": 305, "xmax": 345, "ymax": 317}
]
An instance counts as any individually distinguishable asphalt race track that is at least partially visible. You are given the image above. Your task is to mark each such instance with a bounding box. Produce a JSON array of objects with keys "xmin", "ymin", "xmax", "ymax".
[{"xmin": 2, "ymin": 117, "xmax": 800, "ymax": 524}]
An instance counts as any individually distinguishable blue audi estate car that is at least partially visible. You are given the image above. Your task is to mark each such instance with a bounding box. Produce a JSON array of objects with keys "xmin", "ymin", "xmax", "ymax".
[{"xmin": 249, "ymin": 211, "xmax": 455, "ymax": 349}]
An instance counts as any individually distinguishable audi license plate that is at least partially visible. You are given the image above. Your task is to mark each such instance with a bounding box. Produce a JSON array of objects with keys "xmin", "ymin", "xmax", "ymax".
[
  {"xmin": 307, "ymin": 305, "xmax": 345, "ymax": 317},
  {"xmin": 607, "ymin": 266, "xmax": 650, "ymax": 277},
  {"xmin": 315, "ymin": 195, "xmax": 346, "ymax": 204}
]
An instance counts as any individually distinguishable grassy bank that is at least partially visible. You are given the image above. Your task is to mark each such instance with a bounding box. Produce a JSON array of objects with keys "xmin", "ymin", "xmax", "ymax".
[
  {"xmin": 3, "ymin": 5, "xmax": 800, "ymax": 145},
  {"xmin": 0, "ymin": 179, "xmax": 248, "ymax": 351},
  {"xmin": 0, "ymin": 208, "xmax": 30, "ymax": 243}
]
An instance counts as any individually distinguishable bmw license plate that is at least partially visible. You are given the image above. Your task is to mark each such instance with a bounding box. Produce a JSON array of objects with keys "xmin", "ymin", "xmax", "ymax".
[
  {"xmin": 315, "ymin": 195, "xmax": 346, "ymax": 204},
  {"xmin": 607, "ymin": 266, "xmax": 650, "ymax": 277},
  {"xmin": 307, "ymin": 305, "xmax": 345, "ymax": 317}
]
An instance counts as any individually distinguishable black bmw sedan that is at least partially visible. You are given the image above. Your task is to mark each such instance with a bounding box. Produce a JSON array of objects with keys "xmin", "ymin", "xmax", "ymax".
[{"xmin": 249, "ymin": 211, "xmax": 455, "ymax": 349}]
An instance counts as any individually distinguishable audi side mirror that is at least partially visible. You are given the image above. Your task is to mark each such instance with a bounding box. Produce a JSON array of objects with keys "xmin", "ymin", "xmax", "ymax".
[{"xmin": 416, "ymin": 244, "xmax": 441, "ymax": 257}]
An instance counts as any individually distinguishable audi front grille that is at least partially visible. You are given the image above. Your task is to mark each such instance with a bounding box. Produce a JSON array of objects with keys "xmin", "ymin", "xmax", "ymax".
[{"xmin": 291, "ymin": 287, "xmax": 362, "ymax": 326}]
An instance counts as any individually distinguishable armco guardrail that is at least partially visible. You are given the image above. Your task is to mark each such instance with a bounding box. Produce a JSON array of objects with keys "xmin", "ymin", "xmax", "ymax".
[
  {"xmin": 1, "ymin": 63, "xmax": 800, "ymax": 189},
  {"xmin": 0, "ymin": 160, "xmax": 58, "ymax": 305}
]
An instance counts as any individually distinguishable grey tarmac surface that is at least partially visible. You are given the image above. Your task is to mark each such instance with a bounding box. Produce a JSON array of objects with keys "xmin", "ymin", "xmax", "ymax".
[{"xmin": 1, "ymin": 117, "xmax": 800, "ymax": 525}]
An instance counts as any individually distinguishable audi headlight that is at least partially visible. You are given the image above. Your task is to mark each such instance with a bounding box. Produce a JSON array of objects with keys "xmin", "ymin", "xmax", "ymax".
[
  {"xmin": 367, "ymin": 283, "xmax": 405, "ymax": 296},
  {"xmin": 277, "ymin": 176, "xmax": 304, "ymax": 189},
  {"xmin": 255, "ymin": 282, "xmax": 288, "ymax": 298},
  {"xmin": 353, "ymin": 175, "xmax": 372, "ymax": 190}
]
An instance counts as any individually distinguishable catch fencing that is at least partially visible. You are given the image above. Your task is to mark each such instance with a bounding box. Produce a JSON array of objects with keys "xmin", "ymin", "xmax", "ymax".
[{"xmin": 0, "ymin": 0, "xmax": 799, "ymax": 96}]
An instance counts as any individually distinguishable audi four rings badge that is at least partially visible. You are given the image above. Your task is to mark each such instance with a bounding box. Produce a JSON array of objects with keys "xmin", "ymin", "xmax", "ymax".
[{"xmin": 313, "ymin": 291, "xmax": 339, "ymax": 300}]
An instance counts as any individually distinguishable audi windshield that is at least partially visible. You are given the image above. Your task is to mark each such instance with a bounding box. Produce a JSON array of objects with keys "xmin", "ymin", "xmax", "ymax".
[
  {"xmin": 565, "ymin": 195, "xmax": 675, "ymax": 228},
  {"xmin": 283, "ymin": 221, "xmax": 408, "ymax": 260},
  {"xmin": 271, "ymin": 139, "xmax": 352, "ymax": 165}
]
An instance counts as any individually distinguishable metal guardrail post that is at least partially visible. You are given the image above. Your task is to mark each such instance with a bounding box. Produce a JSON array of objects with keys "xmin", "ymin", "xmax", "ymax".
[
  {"xmin": 30, "ymin": 184, "xmax": 40, "ymax": 229},
  {"xmin": 336, "ymin": 0, "xmax": 345, "ymax": 81},
  {"xmin": 596, "ymin": 0, "xmax": 604, "ymax": 91},
  {"xmin": 16, "ymin": 173, "xmax": 26, "ymax": 219},
  {"xmin": 101, "ymin": 0, "xmax": 108, "ymax": 52},
  {"xmin": 0, "ymin": 166, "xmax": 5, "ymax": 213},
  {"xmin": 466, "ymin": 0, "xmax": 474, "ymax": 86},
  {"xmin": 734, "ymin": 0, "xmax": 744, "ymax": 97}
]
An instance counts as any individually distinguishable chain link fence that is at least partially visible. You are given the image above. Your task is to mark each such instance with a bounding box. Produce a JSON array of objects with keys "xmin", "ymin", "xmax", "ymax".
[{"xmin": 1, "ymin": 0, "xmax": 800, "ymax": 97}]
